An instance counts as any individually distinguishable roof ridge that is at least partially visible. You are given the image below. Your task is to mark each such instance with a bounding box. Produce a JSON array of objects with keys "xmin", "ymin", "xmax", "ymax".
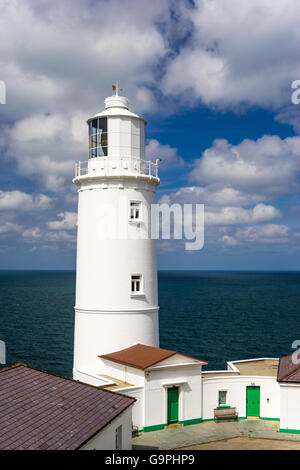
[{"xmin": 0, "ymin": 362, "xmax": 26, "ymax": 374}]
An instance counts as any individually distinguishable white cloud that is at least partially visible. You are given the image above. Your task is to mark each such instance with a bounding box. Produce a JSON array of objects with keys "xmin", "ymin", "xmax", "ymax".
[
  {"xmin": 162, "ymin": 0, "xmax": 300, "ymax": 111},
  {"xmin": 0, "ymin": 190, "xmax": 52, "ymax": 211},
  {"xmin": 47, "ymin": 212, "xmax": 77, "ymax": 231},
  {"xmin": 221, "ymin": 235, "xmax": 239, "ymax": 246},
  {"xmin": 159, "ymin": 186, "xmax": 264, "ymax": 207},
  {"xmin": 189, "ymin": 135, "xmax": 300, "ymax": 199},
  {"xmin": 236, "ymin": 224, "xmax": 290, "ymax": 243},
  {"xmin": 0, "ymin": 0, "xmax": 170, "ymax": 119},
  {"xmin": 0, "ymin": 221, "xmax": 21, "ymax": 234},
  {"xmin": 7, "ymin": 113, "xmax": 85, "ymax": 191},
  {"xmin": 46, "ymin": 230, "xmax": 76, "ymax": 242},
  {"xmin": 23, "ymin": 227, "xmax": 42, "ymax": 240},
  {"xmin": 205, "ymin": 204, "xmax": 281, "ymax": 225},
  {"xmin": 146, "ymin": 139, "xmax": 185, "ymax": 169},
  {"xmin": 222, "ymin": 224, "xmax": 291, "ymax": 246}
]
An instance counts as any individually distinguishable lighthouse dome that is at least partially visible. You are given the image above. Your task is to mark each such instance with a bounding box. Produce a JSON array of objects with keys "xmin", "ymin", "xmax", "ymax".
[
  {"xmin": 104, "ymin": 94, "xmax": 129, "ymax": 110},
  {"xmin": 90, "ymin": 94, "xmax": 146, "ymax": 123}
]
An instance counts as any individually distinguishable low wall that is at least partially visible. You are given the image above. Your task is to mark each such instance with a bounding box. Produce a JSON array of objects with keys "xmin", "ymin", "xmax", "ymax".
[{"xmin": 202, "ymin": 376, "xmax": 280, "ymax": 421}]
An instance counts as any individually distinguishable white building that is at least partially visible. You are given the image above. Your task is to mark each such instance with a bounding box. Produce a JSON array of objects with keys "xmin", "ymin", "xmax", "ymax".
[
  {"xmin": 202, "ymin": 358, "xmax": 280, "ymax": 422},
  {"xmin": 277, "ymin": 353, "xmax": 300, "ymax": 434},
  {"xmin": 99, "ymin": 343, "xmax": 207, "ymax": 431},
  {"xmin": 71, "ymin": 87, "xmax": 300, "ymax": 437}
]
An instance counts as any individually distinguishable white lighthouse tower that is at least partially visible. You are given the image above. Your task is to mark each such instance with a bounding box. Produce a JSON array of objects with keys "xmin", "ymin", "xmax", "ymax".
[{"xmin": 72, "ymin": 85, "xmax": 160, "ymax": 380}]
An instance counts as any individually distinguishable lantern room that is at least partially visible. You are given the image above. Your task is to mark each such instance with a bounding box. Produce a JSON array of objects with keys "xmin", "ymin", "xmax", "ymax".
[{"xmin": 86, "ymin": 90, "xmax": 146, "ymax": 161}]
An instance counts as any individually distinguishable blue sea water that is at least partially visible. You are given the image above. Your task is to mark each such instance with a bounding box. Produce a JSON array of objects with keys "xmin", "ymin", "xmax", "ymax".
[{"xmin": 0, "ymin": 270, "xmax": 300, "ymax": 377}]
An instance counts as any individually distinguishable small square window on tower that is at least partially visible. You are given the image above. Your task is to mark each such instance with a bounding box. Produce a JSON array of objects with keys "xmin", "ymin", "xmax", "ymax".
[
  {"xmin": 130, "ymin": 201, "xmax": 142, "ymax": 222},
  {"xmin": 131, "ymin": 274, "xmax": 142, "ymax": 294}
]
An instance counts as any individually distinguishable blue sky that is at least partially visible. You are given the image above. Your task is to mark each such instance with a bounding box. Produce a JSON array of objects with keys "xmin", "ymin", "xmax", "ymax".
[{"xmin": 0, "ymin": 0, "xmax": 300, "ymax": 270}]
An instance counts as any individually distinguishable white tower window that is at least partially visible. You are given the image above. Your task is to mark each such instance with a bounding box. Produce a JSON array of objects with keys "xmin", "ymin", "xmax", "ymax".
[
  {"xmin": 131, "ymin": 274, "xmax": 142, "ymax": 294},
  {"xmin": 130, "ymin": 201, "xmax": 142, "ymax": 222}
]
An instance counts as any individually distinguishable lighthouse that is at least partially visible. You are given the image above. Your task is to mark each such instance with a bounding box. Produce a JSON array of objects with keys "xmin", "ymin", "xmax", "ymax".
[{"xmin": 72, "ymin": 85, "xmax": 160, "ymax": 380}]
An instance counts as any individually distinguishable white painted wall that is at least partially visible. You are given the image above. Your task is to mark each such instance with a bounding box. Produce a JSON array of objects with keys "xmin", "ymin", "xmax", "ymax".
[
  {"xmin": 202, "ymin": 376, "xmax": 280, "ymax": 420},
  {"xmin": 280, "ymin": 383, "xmax": 300, "ymax": 431},
  {"xmin": 80, "ymin": 406, "xmax": 133, "ymax": 450},
  {"xmin": 144, "ymin": 365, "xmax": 203, "ymax": 428},
  {"xmin": 118, "ymin": 387, "xmax": 144, "ymax": 431}
]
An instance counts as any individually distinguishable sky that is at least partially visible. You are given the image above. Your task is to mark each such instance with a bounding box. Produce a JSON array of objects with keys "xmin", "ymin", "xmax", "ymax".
[{"xmin": 0, "ymin": 0, "xmax": 300, "ymax": 270}]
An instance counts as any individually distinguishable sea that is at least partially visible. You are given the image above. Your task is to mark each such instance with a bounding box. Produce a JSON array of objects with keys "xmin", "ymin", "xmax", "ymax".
[{"xmin": 0, "ymin": 270, "xmax": 300, "ymax": 377}]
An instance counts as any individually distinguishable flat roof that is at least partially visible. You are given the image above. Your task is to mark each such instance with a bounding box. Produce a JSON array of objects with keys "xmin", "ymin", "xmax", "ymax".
[
  {"xmin": 100, "ymin": 374, "xmax": 134, "ymax": 391},
  {"xmin": 203, "ymin": 358, "xmax": 279, "ymax": 378},
  {"xmin": 232, "ymin": 359, "xmax": 279, "ymax": 377},
  {"xmin": 0, "ymin": 364, "xmax": 134, "ymax": 450}
]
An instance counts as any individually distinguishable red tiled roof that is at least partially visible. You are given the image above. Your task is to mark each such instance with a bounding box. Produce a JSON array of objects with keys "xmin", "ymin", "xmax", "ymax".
[
  {"xmin": 0, "ymin": 364, "xmax": 135, "ymax": 450},
  {"xmin": 277, "ymin": 353, "xmax": 300, "ymax": 382},
  {"xmin": 100, "ymin": 343, "xmax": 207, "ymax": 370}
]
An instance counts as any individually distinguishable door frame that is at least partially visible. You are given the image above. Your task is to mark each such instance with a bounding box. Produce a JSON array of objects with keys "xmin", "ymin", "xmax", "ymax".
[{"xmin": 246, "ymin": 386, "xmax": 260, "ymax": 417}]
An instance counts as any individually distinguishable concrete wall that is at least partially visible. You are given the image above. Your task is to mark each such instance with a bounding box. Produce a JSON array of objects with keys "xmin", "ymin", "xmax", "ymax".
[
  {"xmin": 202, "ymin": 376, "xmax": 280, "ymax": 420},
  {"xmin": 144, "ymin": 365, "xmax": 203, "ymax": 429},
  {"xmin": 280, "ymin": 384, "xmax": 300, "ymax": 431},
  {"xmin": 80, "ymin": 406, "xmax": 133, "ymax": 450}
]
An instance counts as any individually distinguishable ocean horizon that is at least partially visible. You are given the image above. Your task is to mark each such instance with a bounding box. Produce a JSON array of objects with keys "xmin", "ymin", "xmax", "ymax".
[{"xmin": 1, "ymin": 270, "xmax": 299, "ymax": 378}]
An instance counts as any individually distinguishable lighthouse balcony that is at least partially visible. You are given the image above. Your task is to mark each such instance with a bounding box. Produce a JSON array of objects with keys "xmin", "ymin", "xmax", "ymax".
[{"xmin": 74, "ymin": 156, "xmax": 160, "ymax": 182}]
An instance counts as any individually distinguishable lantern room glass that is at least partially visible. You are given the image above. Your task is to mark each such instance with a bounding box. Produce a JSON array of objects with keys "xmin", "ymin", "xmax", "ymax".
[{"xmin": 89, "ymin": 117, "xmax": 108, "ymax": 158}]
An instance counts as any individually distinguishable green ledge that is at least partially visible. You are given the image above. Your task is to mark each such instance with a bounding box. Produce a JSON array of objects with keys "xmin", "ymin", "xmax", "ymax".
[
  {"xmin": 143, "ymin": 423, "xmax": 166, "ymax": 432},
  {"xmin": 260, "ymin": 417, "xmax": 280, "ymax": 421},
  {"xmin": 179, "ymin": 418, "xmax": 202, "ymax": 426},
  {"xmin": 280, "ymin": 428, "xmax": 300, "ymax": 434}
]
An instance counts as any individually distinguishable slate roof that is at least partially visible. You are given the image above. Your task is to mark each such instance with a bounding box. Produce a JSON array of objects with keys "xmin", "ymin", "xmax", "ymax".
[
  {"xmin": 0, "ymin": 363, "xmax": 135, "ymax": 450},
  {"xmin": 100, "ymin": 343, "xmax": 207, "ymax": 370},
  {"xmin": 277, "ymin": 353, "xmax": 300, "ymax": 383}
]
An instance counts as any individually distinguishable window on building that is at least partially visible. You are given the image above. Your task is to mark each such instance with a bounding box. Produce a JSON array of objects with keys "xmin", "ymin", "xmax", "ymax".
[
  {"xmin": 130, "ymin": 201, "xmax": 141, "ymax": 221},
  {"xmin": 131, "ymin": 275, "xmax": 142, "ymax": 294},
  {"xmin": 115, "ymin": 425, "xmax": 122, "ymax": 450},
  {"xmin": 218, "ymin": 390, "xmax": 227, "ymax": 406},
  {"xmin": 89, "ymin": 117, "xmax": 108, "ymax": 158}
]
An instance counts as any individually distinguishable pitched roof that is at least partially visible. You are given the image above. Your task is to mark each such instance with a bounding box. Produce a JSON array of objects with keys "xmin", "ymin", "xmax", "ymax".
[
  {"xmin": 277, "ymin": 353, "xmax": 300, "ymax": 383},
  {"xmin": 0, "ymin": 363, "xmax": 135, "ymax": 450},
  {"xmin": 100, "ymin": 343, "xmax": 207, "ymax": 370}
]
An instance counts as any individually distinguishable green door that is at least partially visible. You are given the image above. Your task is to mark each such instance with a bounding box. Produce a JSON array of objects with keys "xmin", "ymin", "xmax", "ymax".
[
  {"xmin": 167, "ymin": 387, "xmax": 179, "ymax": 424},
  {"xmin": 246, "ymin": 386, "xmax": 260, "ymax": 417}
]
